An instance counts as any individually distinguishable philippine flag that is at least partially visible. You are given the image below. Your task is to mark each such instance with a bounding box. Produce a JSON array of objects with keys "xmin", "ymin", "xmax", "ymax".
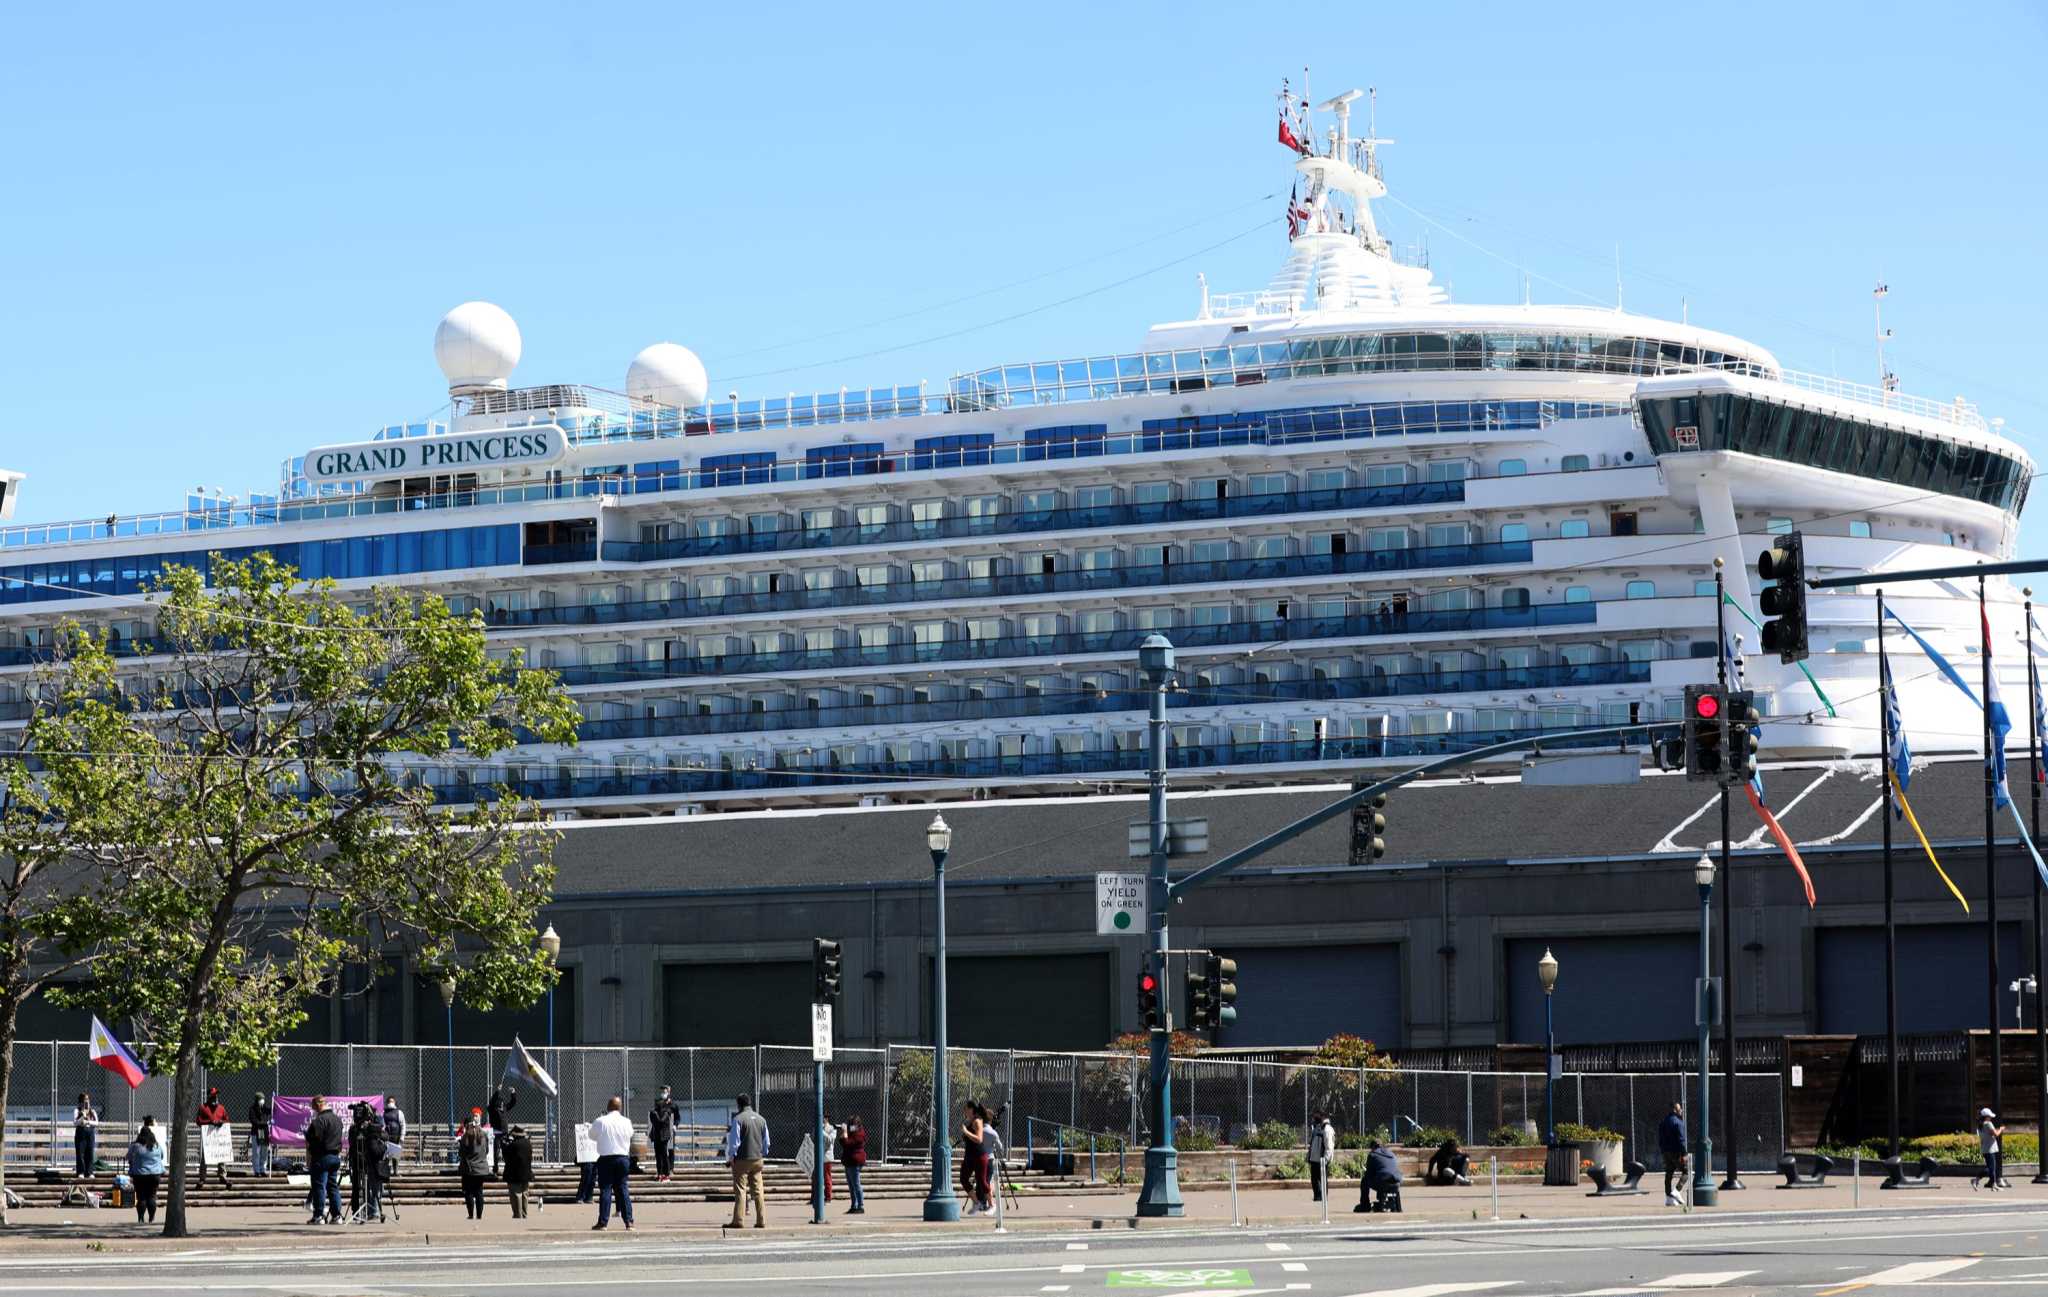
[{"xmin": 88, "ymin": 1016, "xmax": 147, "ymax": 1090}]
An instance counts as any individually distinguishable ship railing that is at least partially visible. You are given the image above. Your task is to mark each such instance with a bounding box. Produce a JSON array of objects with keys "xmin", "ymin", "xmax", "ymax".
[{"xmin": 1714, "ymin": 363, "xmax": 1987, "ymax": 431}]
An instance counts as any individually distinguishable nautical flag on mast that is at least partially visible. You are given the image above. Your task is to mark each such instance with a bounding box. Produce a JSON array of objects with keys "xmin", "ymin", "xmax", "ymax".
[
  {"xmin": 88, "ymin": 1016, "xmax": 147, "ymax": 1090},
  {"xmin": 1982, "ymin": 601, "xmax": 2014, "ymax": 810},
  {"xmin": 1278, "ymin": 113, "xmax": 1303, "ymax": 154},
  {"xmin": 1881, "ymin": 648, "xmax": 1969, "ymax": 911}
]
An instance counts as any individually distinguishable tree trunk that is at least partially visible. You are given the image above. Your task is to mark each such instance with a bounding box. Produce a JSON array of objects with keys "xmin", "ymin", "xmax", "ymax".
[
  {"xmin": 0, "ymin": 998, "xmax": 18, "ymax": 1228},
  {"xmin": 161, "ymin": 1032, "xmax": 201, "ymax": 1238}
]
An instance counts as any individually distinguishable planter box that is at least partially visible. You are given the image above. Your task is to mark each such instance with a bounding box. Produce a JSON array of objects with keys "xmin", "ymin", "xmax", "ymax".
[{"xmin": 1577, "ymin": 1138, "xmax": 1624, "ymax": 1180}]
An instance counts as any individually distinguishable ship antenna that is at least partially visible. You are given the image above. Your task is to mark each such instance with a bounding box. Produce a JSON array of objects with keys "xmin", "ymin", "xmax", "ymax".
[{"xmin": 1874, "ymin": 279, "xmax": 1896, "ymax": 399}]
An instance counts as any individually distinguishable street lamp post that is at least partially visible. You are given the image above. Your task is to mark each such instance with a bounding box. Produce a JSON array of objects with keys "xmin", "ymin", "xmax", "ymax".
[
  {"xmin": 539, "ymin": 923, "xmax": 561, "ymax": 1164},
  {"xmin": 1135, "ymin": 633, "xmax": 1183, "ymax": 1217},
  {"xmin": 1538, "ymin": 948, "xmax": 1559, "ymax": 1147},
  {"xmin": 1693, "ymin": 853, "xmax": 1719, "ymax": 1207},
  {"xmin": 922, "ymin": 813, "xmax": 959, "ymax": 1223},
  {"xmin": 438, "ymin": 974, "xmax": 458, "ymax": 1163}
]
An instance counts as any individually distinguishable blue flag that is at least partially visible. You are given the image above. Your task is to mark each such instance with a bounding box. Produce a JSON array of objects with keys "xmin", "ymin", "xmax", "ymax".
[{"xmin": 1881, "ymin": 651, "xmax": 1912, "ymax": 808}]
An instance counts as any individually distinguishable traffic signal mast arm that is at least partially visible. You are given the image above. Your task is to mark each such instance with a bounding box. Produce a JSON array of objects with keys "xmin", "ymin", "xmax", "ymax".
[
  {"xmin": 1165, "ymin": 721, "xmax": 1678, "ymax": 899},
  {"xmin": 1804, "ymin": 554, "xmax": 2048, "ymax": 590}
]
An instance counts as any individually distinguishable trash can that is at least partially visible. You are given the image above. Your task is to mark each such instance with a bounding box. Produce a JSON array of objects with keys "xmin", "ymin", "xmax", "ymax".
[{"xmin": 1543, "ymin": 1144, "xmax": 1579, "ymax": 1186}]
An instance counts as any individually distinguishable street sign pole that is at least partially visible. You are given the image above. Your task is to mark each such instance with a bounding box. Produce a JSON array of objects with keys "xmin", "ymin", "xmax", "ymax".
[
  {"xmin": 1135, "ymin": 635, "xmax": 1182, "ymax": 1217},
  {"xmin": 811, "ymin": 1003, "xmax": 832, "ymax": 1225}
]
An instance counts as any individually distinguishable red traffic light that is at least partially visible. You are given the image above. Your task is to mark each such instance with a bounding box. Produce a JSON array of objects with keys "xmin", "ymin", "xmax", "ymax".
[
  {"xmin": 1139, "ymin": 973, "xmax": 1158, "ymax": 993},
  {"xmin": 1694, "ymin": 692, "xmax": 1720, "ymax": 719}
]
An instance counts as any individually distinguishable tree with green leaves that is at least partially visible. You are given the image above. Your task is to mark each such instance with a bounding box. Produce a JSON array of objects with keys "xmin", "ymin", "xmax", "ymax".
[{"xmin": 33, "ymin": 552, "xmax": 580, "ymax": 1236}]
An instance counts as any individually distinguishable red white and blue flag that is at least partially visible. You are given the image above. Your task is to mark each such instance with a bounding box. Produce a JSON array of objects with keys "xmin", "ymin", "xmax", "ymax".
[{"xmin": 88, "ymin": 1015, "xmax": 146, "ymax": 1090}]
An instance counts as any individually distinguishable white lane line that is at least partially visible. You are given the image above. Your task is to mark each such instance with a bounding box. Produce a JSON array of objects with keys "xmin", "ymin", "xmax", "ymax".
[
  {"xmin": 1065, "ymin": 1242, "xmax": 1089, "ymax": 1251},
  {"xmin": 1332, "ymin": 1284, "xmax": 1520, "ymax": 1297},
  {"xmin": 1284, "ymin": 1262, "xmax": 1310, "ymax": 1272},
  {"xmin": 1060, "ymin": 1264, "xmax": 1086, "ymax": 1273},
  {"xmin": 1811, "ymin": 1258, "xmax": 1980, "ymax": 1290},
  {"xmin": 1041, "ymin": 1287, "xmax": 1070, "ymax": 1293},
  {"xmin": 1268, "ymin": 1242, "xmax": 1294, "ymax": 1252},
  {"xmin": 1591, "ymin": 1273, "xmax": 1760, "ymax": 1294}
]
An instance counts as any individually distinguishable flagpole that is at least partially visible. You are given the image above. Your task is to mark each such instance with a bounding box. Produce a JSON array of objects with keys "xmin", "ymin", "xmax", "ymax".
[
  {"xmin": 2029, "ymin": 590, "xmax": 2047, "ymax": 1184},
  {"xmin": 1879, "ymin": 589, "xmax": 1900, "ymax": 1165},
  {"xmin": 1983, "ymin": 571, "xmax": 2004, "ymax": 1125},
  {"xmin": 1716, "ymin": 564, "xmax": 1741, "ymax": 1190}
]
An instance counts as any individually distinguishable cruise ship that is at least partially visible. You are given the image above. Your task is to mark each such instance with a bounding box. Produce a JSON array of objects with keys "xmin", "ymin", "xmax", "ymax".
[{"xmin": 0, "ymin": 87, "xmax": 2033, "ymax": 820}]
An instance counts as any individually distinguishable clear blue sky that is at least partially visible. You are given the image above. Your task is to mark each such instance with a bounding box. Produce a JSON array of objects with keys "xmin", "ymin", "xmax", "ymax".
[{"xmin": 5, "ymin": 3, "xmax": 2044, "ymax": 543}]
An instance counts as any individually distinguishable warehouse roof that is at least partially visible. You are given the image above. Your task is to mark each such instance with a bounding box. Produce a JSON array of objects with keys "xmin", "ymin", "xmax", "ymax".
[{"xmin": 547, "ymin": 755, "xmax": 2020, "ymax": 897}]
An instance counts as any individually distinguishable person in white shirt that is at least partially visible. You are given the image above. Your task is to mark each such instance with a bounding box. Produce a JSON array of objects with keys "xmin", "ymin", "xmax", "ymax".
[
  {"xmin": 589, "ymin": 1096, "xmax": 636, "ymax": 1230},
  {"xmin": 1308, "ymin": 1112, "xmax": 1335, "ymax": 1202}
]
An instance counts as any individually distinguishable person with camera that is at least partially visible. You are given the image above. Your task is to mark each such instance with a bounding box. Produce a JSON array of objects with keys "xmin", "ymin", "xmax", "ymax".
[
  {"xmin": 838, "ymin": 1115, "xmax": 867, "ymax": 1215},
  {"xmin": 648, "ymin": 1085, "xmax": 679, "ymax": 1182},
  {"xmin": 458, "ymin": 1112, "xmax": 492, "ymax": 1219}
]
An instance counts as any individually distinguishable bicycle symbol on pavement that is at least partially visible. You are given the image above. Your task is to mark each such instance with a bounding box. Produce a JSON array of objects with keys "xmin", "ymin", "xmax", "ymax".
[{"xmin": 1104, "ymin": 1269, "xmax": 1254, "ymax": 1289}]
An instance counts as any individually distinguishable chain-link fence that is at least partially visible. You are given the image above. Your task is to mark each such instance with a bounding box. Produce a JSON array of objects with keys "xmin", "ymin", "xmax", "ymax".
[{"xmin": 6, "ymin": 1040, "xmax": 1786, "ymax": 1173}]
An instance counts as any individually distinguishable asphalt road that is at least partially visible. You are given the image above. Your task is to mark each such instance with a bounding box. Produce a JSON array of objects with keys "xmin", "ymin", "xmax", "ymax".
[{"xmin": 0, "ymin": 1204, "xmax": 2041, "ymax": 1295}]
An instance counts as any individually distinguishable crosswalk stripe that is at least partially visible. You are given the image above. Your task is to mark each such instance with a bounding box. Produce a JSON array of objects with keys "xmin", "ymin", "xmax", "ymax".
[
  {"xmin": 1577, "ymin": 1274, "xmax": 1759, "ymax": 1296},
  {"xmin": 1814, "ymin": 1258, "xmax": 1979, "ymax": 1292},
  {"xmin": 1283, "ymin": 1262, "xmax": 1310, "ymax": 1273},
  {"xmin": 1334, "ymin": 1284, "xmax": 1520, "ymax": 1297}
]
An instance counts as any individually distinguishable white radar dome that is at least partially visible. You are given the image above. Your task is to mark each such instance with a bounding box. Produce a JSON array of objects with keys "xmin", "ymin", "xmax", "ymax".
[
  {"xmin": 626, "ymin": 342, "xmax": 709, "ymax": 409},
  {"xmin": 434, "ymin": 301, "xmax": 523, "ymax": 392}
]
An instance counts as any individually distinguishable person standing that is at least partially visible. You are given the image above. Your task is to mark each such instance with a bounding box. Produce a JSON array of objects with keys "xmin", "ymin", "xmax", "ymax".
[
  {"xmin": 71, "ymin": 1092, "xmax": 98, "ymax": 1180},
  {"xmin": 458, "ymin": 1113, "xmax": 491, "ymax": 1219},
  {"xmin": 358, "ymin": 1104, "xmax": 389, "ymax": 1222},
  {"xmin": 725, "ymin": 1093, "xmax": 769, "ymax": 1229},
  {"xmin": 195, "ymin": 1086, "xmax": 230, "ymax": 1186},
  {"xmin": 502, "ymin": 1124, "xmax": 534, "ymax": 1218},
  {"xmin": 590, "ymin": 1096, "xmax": 635, "ymax": 1231},
  {"xmin": 303, "ymin": 1095, "xmax": 345, "ymax": 1225},
  {"xmin": 487, "ymin": 1084, "xmax": 518, "ymax": 1175},
  {"xmin": 959, "ymin": 1102, "xmax": 990, "ymax": 1214},
  {"xmin": 839, "ymin": 1115, "xmax": 867, "ymax": 1215},
  {"xmin": 1978, "ymin": 1108, "xmax": 2007, "ymax": 1190},
  {"xmin": 381, "ymin": 1096, "xmax": 407, "ymax": 1161},
  {"xmin": 1307, "ymin": 1112, "xmax": 1332, "ymax": 1202},
  {"xmin": 1658, "ymin": 1102, "xmax": 1690, "ymax": 1206},
  {"xmin": 648, "ymin": 1085, "xmax": 679, "ymax": 1183},
  {"xmin": 247, "ymin": 1092, "xmax": 273, "ymax": 1178},
  {"xmin": 575, "ymin": 1121, "xmax": 598, "ymax": 1203},
  {"xmin": 125, "ymin": 1116, "xmax": 165, "ymax": 1224}
]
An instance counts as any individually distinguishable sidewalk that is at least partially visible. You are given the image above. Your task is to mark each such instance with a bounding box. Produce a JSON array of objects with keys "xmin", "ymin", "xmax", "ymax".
[{"xmin": 0, "ymin": 1174, "xmax": 2037, "ymax": 1251}]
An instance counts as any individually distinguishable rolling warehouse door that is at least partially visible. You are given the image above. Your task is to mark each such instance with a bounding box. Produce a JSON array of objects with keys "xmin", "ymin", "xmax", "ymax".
[
  {"xmin": 1816, "ymin": 923, "xmax": 2024, "ymax": 1035},
  {"xmin": 938, "ymin": 953, "xmax": 1113, "ymax": 1051},
  {"xmin": 1212, "ymin": 943, "xmax": 1402, "ymax": 1048},
  {"xmin": 1505, "ymin": 934, "xmax": 1693, "ymax": 1045},
  {"xmin": 663, "ymin": 961, "xmax": 811, "ymax": 1046}
]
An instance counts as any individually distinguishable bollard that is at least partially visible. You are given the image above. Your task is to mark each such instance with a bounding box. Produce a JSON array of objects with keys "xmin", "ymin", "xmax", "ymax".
[
  {"xmin": 1230, "ymin": 1157, "xmax": 1241, "ymax": 1227},
  {"xmin": 1853, "ymin": 1151, "xmax": 1860, "ymax": 1209},
  {"xmin": 1090, "ymin": 1134, "xmax": 1098, "ymax": 1185},
  {"xmin": 994, "ymin": 1156, "xmax": 1008, "ymax": 1233},
  {"xmin": 1322, "ymin": 1168, "xmax": 1331, "ymax": 1225},
  {"xmin": 1489, "ymin": 1155, "xmax": 1499, "ymax": 1222}
]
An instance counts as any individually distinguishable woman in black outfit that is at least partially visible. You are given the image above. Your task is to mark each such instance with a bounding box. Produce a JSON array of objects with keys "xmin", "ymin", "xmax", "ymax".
[{"xmin": 458, "ymin": 1114, "xmax": 491, "ymax": 1219}]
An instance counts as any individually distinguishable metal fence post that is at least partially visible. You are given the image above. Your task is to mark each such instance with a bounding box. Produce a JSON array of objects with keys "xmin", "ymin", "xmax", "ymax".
[
  {"xmin": 1006, "ymin": 1050, "xmax": 1016, "ymax": 1153},
  {"xmin": 1575, "ymin": 1074, "xmax": 1584, "ymax": 1127},
  {"xmin": 1357, "ymin": 1066, "xmax": 1366, "ymax": 1135},
  {"xmin": 1466, "ymin": 1072, "xmax": 1475, "ymax": 1145},
  {"xmin": 753, "ymin": 1044, "xmax": 763, "ymax": 1107},
  {"xmin": 1246, "ymin": 1062, "xmax": 1255, "ymax": 1134}
]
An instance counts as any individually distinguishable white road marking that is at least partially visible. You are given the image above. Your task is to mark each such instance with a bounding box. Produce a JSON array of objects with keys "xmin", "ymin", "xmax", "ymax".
[
  {"xmin": 1041, "ymin": 1287, "xmax": 1069, "ymax": 1293},
  {"xmin": 1811, "ymin": 1257, "xmax": 1980, "ymax": 1290},
  {"xmin": 1269, "ymin": 1242, "xmax": 1294, "ymax": 1252},
  {"xmin": 1578, "ymin": 1275, "xmax": 1757, "ymax": 1295},
  {"xmin": 1065, "ymin": 1242, "xmax": 1088, "ymax": 1250},
  {"xmin": 1060, "ymin": 1264, "xmax": 1085, "ymax": 1273},
  {"xmin": 1333, "ymin": 1284, "xmax": 1520, "ymax": 1297},
  {"xmin": 1284, "ymin": 1262, "xmax": 1311, "ymax": 1272}
]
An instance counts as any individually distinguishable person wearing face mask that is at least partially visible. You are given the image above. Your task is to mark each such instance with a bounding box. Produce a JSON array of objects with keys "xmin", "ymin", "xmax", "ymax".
[{"xmin": 648, "ymin": 1084, "xmax": 679, "ymax": 1182}]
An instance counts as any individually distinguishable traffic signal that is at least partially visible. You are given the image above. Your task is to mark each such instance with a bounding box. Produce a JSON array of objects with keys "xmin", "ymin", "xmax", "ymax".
[
  {"xmin": 1757, "ymin": 531, "xmax": 1810, "ymax": 663},
  {"xmin": 1725, "ymin": 689, "xmax": 1761, "ymax": 783},
  {"xmin": 1185, "ymin": 960, "xmax": 1211, "ymax": 1029},
  {"xmin": 1348, "ymin": 786, "xmax": 1387, "ymax": 865},
  {"xmin": 1684, "ymin": 685, "xmax": 1725, "ymax": 783},
  {"xmin": 812, "ymin": 938, "xmax": 842, "ymax": 1005},
  {"xmin": 1208, "ymin": 954, "xmax": 1237, "ymax": 1029},
  {"xmin": 1137, "ymin": 969, "xmax": 1162, "ymax": 1030}
]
